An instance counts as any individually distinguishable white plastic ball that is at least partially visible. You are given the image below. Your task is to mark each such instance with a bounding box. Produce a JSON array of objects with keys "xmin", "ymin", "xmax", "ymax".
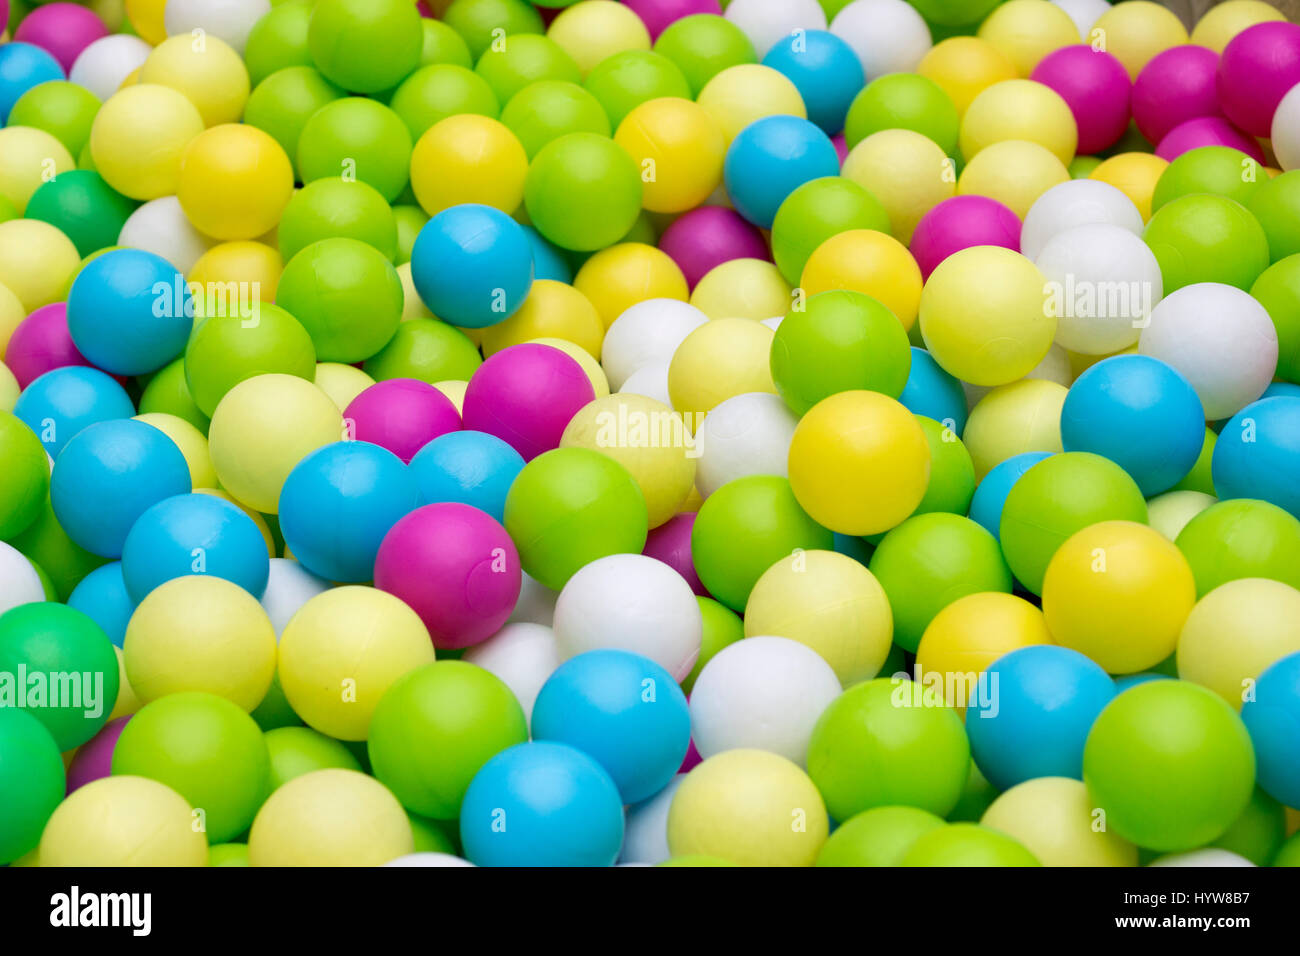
[
  {"xmin": 164, "ymin": 0, "xmax": 272, "ymax": 56},
  {"xmin": 69, "ymin": 35, "xmax": 153, "ymax": 103},
  {"xmin": 1138, "ymin": 283, "xmax": 1279, "ymax": 420},
  {"xmin": 118, "ymin": 196, "xmax": 217, "ymax": 274},
  {"xmin": 1273, "ymin": 82, "xmax": 1300, "ymax": 172},
  {"xmin": 619, "ymin": 774, "xmax": 685, "ymax": 865},
  {"xmin": 602, "ymin": 299, "xmax": 708, "ymax": 391},
  {"xmin": 507, "ymin": 571, "xmax": 557, "ymax": 626},
  {"xmin": 831, "ymin": 0, "xmax": 933, "ymax": 79},
  {"xmin": 688, "ymin": 635, "xmax": 842, "ymax": 766},
  {"xmin": 1051, "ymin": 0, "xmax": 1110, "ymax": 41},
  {"xmin": 760, "ymin": 315, "xmax": 784, "ymax": 331},
  {"xmin": 1146, "ymin": 490, "xmax": 1217, "ymax": 541},
  {"xmin": 0, "ymin": 542, "xmax": 44, "ymax": 616},
  {"xmin": 1020, "ymin": 179, "xmax": 1145, "ymax": 261},
  {"xmin": 619, "ymin": 361, "xmax": 673, "ymax": 409},
  {"xmin": 462, "ymin": 622, "xmax": 560, "ymax": 724},
  {"xmin": 1149, "ymin": 849, "xmax": 1255, "ymax": 867},
  {"xmin": 725, "ymin": 0, "xmax": 827, "ymax": 59},
  {"xmin": 260, "ymin": 558, "xmax": 331, "ymax": 638},
  {"xmin": 694, "ymin": 391, "xmax": 798, "ymax": 498},
  {"xmin": 552, "ymin": 554, "xmax": 703, "ymax": 682},
  {"xmin": 383, "ymin": 853, "xmax": 476, "ymax": 867}
]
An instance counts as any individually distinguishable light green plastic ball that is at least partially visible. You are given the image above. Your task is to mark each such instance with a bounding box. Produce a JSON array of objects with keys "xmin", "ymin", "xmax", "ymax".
[
  {"xmin": 524, "ymin": 132, "xmax": 643, "ymax": 252},
  {"xmin": 770, "ymin": 176, "xmax": 891, "ymax": 284},
  {"xmin": 185, "ymin": 304, "xmax": 318, "ymax": 418}
]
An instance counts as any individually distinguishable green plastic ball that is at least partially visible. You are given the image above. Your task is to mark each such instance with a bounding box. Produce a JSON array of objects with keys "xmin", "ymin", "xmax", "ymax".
[
  {"xmin": 815, "ymin": 805, "xmax": 946, "ymax": 866},
  {"xmin": 1170, "ymin": 426, "xmax": 1217, "ymax": 495},
  {"xmin": 583, "ymin": 49, "xmax": 692, "ymax": 129},
  {"xmin": 139, "ymin": 358, "xmax": 210, "ymax": 434},
  {"xmin": 443, "ymin": 0, "xmax": 545, "ymax": 62},
  {"xmin": 264, "ymin": 726, "xmax": 362, "ymax": 790},
  {"xmin": 0, "ymin": 410, "xmax": 50, "ymax": 540},
  {"xmin": 1143, "ymin": 193, "xmax": 1271, "ymax": 292},
  {"xmin": 911, "ymin": 416, "xmax": 976, "ymax": 518},
  {"xmin": 807, "ymin": 677, "xmax": 971, "ymax": 821},
  {"xmin": 209, "ymin": 842, "xmax": 251, "ymax": 866},
  {"xmin": 691, "ymin": 475, "xmax": 833, "ymax": 611},
  {"xmin": 363, "ymin": 317, "xmax": 483, "ymax": 383},
  {"xmin": 844, "ymin": 73, "xmax": 960, "ymax": 154},
  {"xmin": 417, "ymin": 19, "xmax": 474, "ymax": 70},
  {"xmin": 389, "ymin": 64, "xmax": 500, "ymax": 141},
  {"xmin": 1210, "ymin": 787, "xmax": 1286, "ymax": 865},
  {"xmin": 0, "ymin": 708, "xmax": 64, "ymax": 864},
  {"xmin": 501, "ymin": 80, "xmax": 611, "ymax": 159},
  {"xmin": 1174, "ymin": 497, "xmax": 1300, "ymax": 597},
  {"xmin": 25, "ymin": 171, "xmax": 137, "ymax": 258},
  {"xmin": 524, "ymin": 132, "xmax": 643, "ymax": 252},
  {"xmin": 1274, "ymin": 831, "xmax": 1300, "ymax": 866},
  {"xmin": 901, "ymin": 822, "xmax": 1041, "ymax": 866},
  {"xmin": 307, "ymin": 0, "xmax": 423, "ymax": 94},
  {"xmin": 1069, "ymin": 155, "xmax": 1103, "ymax": 179},
  {"xmin": 999, "ymin": 451, "xmax": 1149, "ymax": 595},
  {"xmin": 276, "ymin": 237, "xmax": 404, "ymax": 363},
  {"xmin": 112, "ymin": 691, "xmax": 272, "ymax": 844},
  {"xmin": 409, "ymin": 812, "xmax": 459, "ymax": 854},
  {"xmin": 947, "ymin": 762, "xmax": 1001, "ymax": 823},
  {"xmin": 1249, "ymin": 170, "xmax": 1300, "ymax": 262},
  {"xmin": 297, "ymin": 97, "xmax": 413, "ymax": 202},
  {"xmin": 8, "ymin": 80, "xmax": 101, "ymax": 159},
  {"xmin": 7, "ymin": 498, "xmax": 107, "ymax": 602},
  {"xmin": 392, "ymin": 204, "xmax": 429, "ymax": 265},
  {"xmin": 0, "ymin": 603, "xmax": 119, "ymax": 750},
  {"xmin": 249, "ymin": 676, "xmax": 303, "ymax": 732},
  {"xmin": 278, "ymin": 177, "xmax": 398, "ymax": 263},
  {"xmin": 245, "ymin": 0, "xmax": 314, "ymax": 87},
  {"xmin": 908, "ymin": 0, "xmax": 1002, "ymax": 26},
  {"xmin": 185, "ymin": 304, "xmax": 318, "ymax": 418},
  {"xmin": 1083, "ymin": 680, "xmax": 1255, "ymax": 852},
  {"xmin": 770, "ymin": 177, "xmax": 891, "ymax": 284},
  {"xmin": 368, "ymin": 660, "xmax": 528, "ymax": 819},
  {"xmin": 1151, "ymin": 146, "xmax": 1263, "ymax": 214},
  {"xmin": 504, "ymin": 447, "xmax": 649, "ymax": 591},
  {"xmin": 1251, "ymin": 253, "xmax": 1300, "ymax": 384},
  {"xmin": 475, "ymin": 34, "xmax": 580, "ymax": 105},
  {"xmin": 653, "ymin": 14, "xmax": 757, "ymax": 97},
  {"xmin": 681, "ymin": 595, "xmax": 744, "ymax": 694},
  {"xmin": 243, "ymin": 66, "xmax": 345, "ymax": 181}
]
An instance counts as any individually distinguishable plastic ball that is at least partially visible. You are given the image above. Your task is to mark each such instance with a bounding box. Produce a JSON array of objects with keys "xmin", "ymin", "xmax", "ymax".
[
  {"xmin": 1090, "ymin": 0, "xmax": 1188, "ymax": 80},
  {"xmin": 1153, "ymin": 145, "xmax": 1263, "ymax": 214},
  {"xmin": 898, "ymin": 346, "xmax": 967, "ymax": 435},
  {"xmin": 1217, "ymin": 21, "xmax": 1300, "ymax": 138},
  {"xmin": 524, "ymin": 132, "xmax": 643, "ymax": 251},
  {"xmin": 8, "ymin": 78, "xmax": 100, "ymax": 164},
  {"xmin": 0, "ymin": 543, "xmax": 44, "ymax": 617},
  {"xmin": 0, "ymin": 128, "xmax": 73, "ymax": 220},
  {"xmin": 67, "ymin": 562, "xmax": 135, "ymax": 649},
  {"xmin": 67, "ymin": 34, "xmax": 149, "ymax": 102},
  {"xmin": 691, "ymin": 391, "xmax": 796, "ymax": 498},
  {"xmin": 39, "ymin": 775, "xmax": 207, "ymax": 867},
  {"xmin": 1273, "ymin": 82, "xmax": 1300, "ymax": 171},
  {"xmin": 1248, "ymin": 255, "xmax": 1300, "ymax": 383},
  {"xmin": 1176, "ymin": 497, "xmax": 1300, "ymax": 597},
  {"xmin": 582, "ymin": 50, "xmax": 690, "ymax": 130},
  {"xmin": 576, "ymin": 242, "xmax": 690, "ymax": 327},
  {"xmin": 1030, "ymin": 45, "xmax": 1130, "ymax": 154},
  {"xmin": 800, "ymin": 229, "xmax": 923, "ymax": 331},
  {"xmin": 1214, "ymin": 398, "xmax": 1300, "ymax": 519},
  {"xmin": 957, "ymin": 139, "xmax": 1071, "ymax": 219},
  {"xmin": 117, "ymin": 195, "xmax": 216, "ymax": 275},
  {"xmin": 475, "ymin": 34, "xmax": 580, "ymax": 104},
  {"xmin": 657, "ymin": 205, "xmax": 769, "ymax": 290},
  {"xmin": 814, "ymin": 804, "xmax": 945, "ymax": 867},
  {"xmin": 0, "ymin": 707, "xmax": 64, "ymax": 864},
  {"xmin": 980, "ymin": 777, "xmax": 1137, "ymax": 867},
  {"xmin": 462, "ymin": 621, "xmax": 560, "ymax": 724},
  {"xmin": 342, "ymin": 379, "xmax": 460, "ymax": 465},
  {"xmin": 840, "ymin": 129, "xmax": 953, "ymax": 243},
  {"xmin": 770, "ymin": 179, "xmax": 888, "ymax": 286},
  {"xmin": 1127, "ymin": 44, "xmax": 1219, "ymax": 148},
  {"xmin": 614, "ymin": 97, "xmax": 725, "ymax": 214},
  {"xmin": 724, "ymin": 115, "xmax": 840, "ymax": 230},
  {"xmin": 1020, "ymin": 177, "xmax": 1144, "ymax": 262},
  {"xmin": 12, "ymin": 366, "xmax": 135, "ymax": 459},
  {"xmin": 960, "ymin": 78, "xmax": 1077, "ymax": 166},
  {"xmin": 305, "ymin": 0, "xmax": 422, "ymax": 94},
  {"xmin": 0, "ymin": 42, "xmax": 64, "ymax": 125},
  {"xmin": 243, "ymin": 68, "xmax": 347, "ymax": 181},
  {"xmin": 162, "ymin": 0, "xmax": 270, "ymax": 56},
  {"xmin": 137, "ymin": 33, "xmax": 249, "ymax": 128},
  {"xmin": 173, "ymin": 124, "xmax": 292, "ymax": 243},
  {"xmin": 689, "ymin": 258, "xmax": 790, "ymax": 322},
  {"xmin": 830, "ymin": 0, "xmax": 932, "ymax": 79},
  {"xmin": 651, "ymin": 13, "xmax": 756, "ymax": 97},
  {"xmin": 1157, "ymin": 114, "xmax": 1267, "ymax": 165},
  {"xmin": 409, "ymin": 115, "xmax": 527, "ymax": 216},
  {"xmin": 697, "ymin": 63, "xmax": 807, "ymax": 144},
  {"xmin": 1242, "ymin": 651, "xmax": 1300, "ymax": 808},
  {"xmin": 973, "ymin": 0, "xmax": 1079, "ymax": 76},
  {"xmin": 0, "ymin": 408, "xmax": 48, "ymax": 539},
  {"xmin": 666, "ymin": 316, "xmax": 776, "ymax": 415},
  {"xmin": 601, "ymin": 298, "xmax": 707, "ymax": 390},
  {"xmin": 1249, "ymin": 170, "xmax": 1300, "ymax": 262},
  {"xmin": 762, "ymin": 29, "xmax": 863, "ymax": 135},
  {"xmin": 911, "ymin": 196, "xmax": 1020, "ymax": 283},
  {"xmin": 408, "ymin": 430, "xmax": 524, "ymax": 524},
  {"xmin": 642, "ymin": 513, "xmax": 707, "ymax": 597},
  {"xmin": 183, "ymin": 304, "xmax": 315, "ymax": 418},
  {"xmin": 917, "ymin": 37, "xmax": 1017, "ymax": 117},
  {"xmin": 547, "ymin": 0, "xmax": 651, "ymax": 76},
  {"xmin": 442, "ymin": 0, "xmax": 545, "ymax": 61},
  {"xmin": 21, "ymin": 172, "xmax": 126, "ymax": 261},
  {"xmin": 296, "ymin": 97, "xmax": 412, "ymax": 202}
]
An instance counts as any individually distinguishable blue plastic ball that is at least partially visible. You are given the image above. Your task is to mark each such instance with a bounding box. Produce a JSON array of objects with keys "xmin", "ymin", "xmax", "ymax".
[
  {"xmin": 0, "ymin": 43, "xmax": 64, "ymax": 123},
  {"xmin": 278, "ymin": 440, "xmax": 421, "ymax": 582},
  {"xmin": 1262, "ymin": 382, "xmax": 1300, "ymax": 401},
  {"xmin": 966, "ymin": 644, "xmax": 1117, "ymax": 791},
  {"xmin": 408, "ymin": 430, "xmax": 525, "ymax": 524},
  {"xmin": 66, "ymin": 249, "xmax": 192, "ymax": 376},
  {"xmin": 967, "ymin": 451, "xmax": 1053, "ymax": 541},
  {"xmin": 12, "ymin": 366, "xmax": 135, "ymax": 458},
  {"xmin": 409, "ymin": 204, "xmax": 534, "ymax": 329},
  {"xmin": 459, "ymin": 740, "xmax": 625, "ymax": 867},
  {"xmin": 520, "ymin": 224, "xmax": 572, "ymax": 283},
  {"xmin": 899, "ymin": 346, "xmax": 968, "ymax": 436},
  {"xmin": 531, "ymin": 649, "xmax": 690, "ymax": 804},
  {"xmin": 723, "ymin": 115, "xmax": 840, "ymax": 229},
  {"xmin": 66, "ymin": 562, "xmax": 134, "ymax": 648},
  {"xmin": 1060, "ymin": 354, "xmax": 1205, "ymax": 496},
  {"xmin": 1212, "ymin": 396, "xmax": 1300, "ymax": 520},
  {"xmin": 49, "ymin": 419, "xmax": 191, "ymax": 558},
  {"xmin": 120, "ymin": 493, "xmax": 271, "ymax": 603},
  {"xmin": 761, "ymin": 30, "xmax": 865, "ymax": 136},
  {"xmin": 1241, "ymin": 651, "xmax": 1300, "ymax": 808}
]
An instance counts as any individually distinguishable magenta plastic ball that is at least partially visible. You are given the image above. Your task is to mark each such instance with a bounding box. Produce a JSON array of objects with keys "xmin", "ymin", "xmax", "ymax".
[
  {"xmin": 657, "ymin": 206, "xmax": 771, "ymax": 290},
  {"xmin": 0, "ymin": 2, "xmax": 8, "ymax": 35},
  {"xmin": 832, "ymin": 133, "xmax": 848, "ymax": 165},
  {"xmin": 1132, "ymin": 45, "xmax": 1223, "ymax": 146},
  {"xmin": 65, "ymin": 715, "xmax": 131, "ymax": 795},
  {"xmin": 343, "ymin": 378, "xmax": 461, "ymax": 464},
  {"xmin": 5, "ymin": 302, "xmax": 95, "ymax": 389},
  {"xmin": 642, "ymin": 511, "xmax": 708, "ymax": 596},
  {"xmin": 1217, "ymin": 21, "xmax": 1300, "ymax": 137},
  {"xmin": 374, "ymin": 502, "xmax": 521, "ymax": 649},
  {"xmin": 623, "ymin": 0, "xmax": 722, "ymax": 41},
  {"xmin": 1031, "ymin": 46, "xmax": 1131, "ymax": 155},
  {"xmin": 1156, "ymin": 115, "xmax": 1266, "ymax": 163},
  {"xmin": 13, "ymin": 2, "xmax": 109, "ymax": 72},
  {"xmin": 460, "ymin": 344, "xmax": 594, "ymax": 462},
  {"xmin": 909, "ymin": 195, "xmax": 1021, "ymax": 280},
  {"xmin": 679, "ymin": 736, "xmax": 702, "ymax": 773}
]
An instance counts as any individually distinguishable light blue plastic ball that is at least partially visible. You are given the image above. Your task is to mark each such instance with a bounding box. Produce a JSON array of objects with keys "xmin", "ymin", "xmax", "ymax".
[
  {"xmin": 967, "ymin": 451, "xmax": 1053, "ymax": 541},
  {"xmin": 1262, "ymin": 382, "xmax": 1300, "ymax": 400},
  {"xmin": 65, "ymin": 249, "xmax": 192, "ymax": 376},
  {"xmin": 531, "ymin": 649, "xmax": 690, "ymax": 803},
  {"xmin": 1212, "ymin": 396, "xmax": 1300, "ymax": 520},
  {"xmin": 966, "ymin": 644, "xmax": 1117, "ymax": 791},
  {"xmin": 520, "ymin": 224, "xmax": 572, "ymax": 283},
  {"xmin": 408, "ymin": 430, "xmax": 525, "ymax": 524},
  {"xmin": 67, "ymin": 562, "xmax": 134, "ymax": 648},
  {"xmin": 0, "ymin": 43, "xmax": 64, "ymax": 123},
  {"xmin": 120, "ymin": 493, "xmax": 271, "ymax": 604},
  {"xmin": 460, "ymin": 740, "xmax": 625, "ymax": 867},
  {"xmin": 723, "ymin": 115, "xmax": 840, "ymax": 229},
  {"xmin": 49, "ymin": 419, "xmax": 191, "ymax": 558},
  {"xmin": 12, "ymin": 366, "xmax": 135, "ymax": 458},
  {"xmin": 1060, "ymin": 354, "xmax": 1205, "ymax": 496},
  {"xmin": 409, "ymin": 203, "xmax": 534, "ymax": 328},
  {"xmin": 899, "ymin": 346, "xmax": 967, "ymax": 437},
  {"xmin": 761, "ymin": 30, "xmax": 864, "ymax": 135},
  {"xmin": 278, "ymin": 440, "xmax": 421, "ymax": 582},
  {"xmin": 1241, "ymin": 651, "xmax": 1300, "ymax": 808}
]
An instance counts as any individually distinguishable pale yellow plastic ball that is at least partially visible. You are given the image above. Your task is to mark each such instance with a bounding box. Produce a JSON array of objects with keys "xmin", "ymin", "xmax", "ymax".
[
  {"xmin": 314, "ymin": 362, "xmax": 376, "ymax": 412},
  {"xmin": 959, "ymin": 79, "xmax": 1078, "ymax": 165},
  {"xmin": 134, "ymin": 412, "xmax": 217, "ymax": 488},
  {"xmin": 962, "ymin": 379, "xmax": 1067, "ymax": 480},
  {"xmin": 481, "ymin": 279, "xmax": 604, "ymax": 359},
  {"xmin": 0, "ymin": 360, "xmax": 17, "ymax": 413},
  {"xmin": 667, "ymin": 317, "xmax": 776, "ymax": 415},
  {"xmin": 977, "ymin": 0, "xmax": 1081, "ymax": 76},
  {"xmin": 1091, "ymin": 0, "xmax": 1189, "ymax": 80},
  {"xmin": 432, "ymin": 379, "xmax": 470, "ymax": 413},
  {"xmin": 0, "ymin": 127, "xmax": 74, "ymax": 215},
  {"xmin": 547, "ymin": 0, "xmax": 651, "ymax": 77},
  {"xmin": 90, "ymin": 84, "xmax": 207, "ymax": 200},
  {"xmin": 690, "ymin": 258, "xmax": 791, "ymax": 322},
  {"xmin": 918, "ymin": 37, "xmax": 1020, "ymax": 115},
  {"xmin": 842, "ymin": 129, "xmax": 956, "ymax": 243},
  {"xmin": 1190, "ymin": 1, "xmax": 1286, "ymax": 53},
  {"xmin": 139, "ymin": 33, "xmax": 251, "ymax": 126},
  {"xmin": 981, "ymin": 777, "xmax": 1138, "ymax": 866},
  {"xmin": 40, "ymin": 776, "xmax": 208, "ymax": 867},
  {"xmin": 0, "ymin": 281, "xmax": 24, "ymax": 353},
  {"xmin": 957, "ymin": 139, "xmax": 1070, "ymax": 218},
  {"xmin": 1147, "ymin": 489, "xmax": 1217, "ymax": 541},
  {"xmin": 697, "ymin": 64, "xmax": 807, "ymax": 144},
  {"xmin": 0, "ymin": 220, "xmax": 81, "ymax": 312}
]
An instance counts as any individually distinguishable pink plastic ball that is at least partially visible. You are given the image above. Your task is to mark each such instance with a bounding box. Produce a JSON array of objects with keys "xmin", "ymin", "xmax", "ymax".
[
  {"xmin": 1156, "ymin": 115, "xmax": 1266, "ymax": 163},
  {"xmin": 642, "ymin": 511, "xmax": 708, "ymax": 596},
  {"xmin": 0, "ymin": 1, "xmax": 8, "ymax": 34},
  {"xmin": 13, "ymin": 2, "xmax": 109, "ymax": 73},
  {"xmin": 460, "ymin": 343, "xmax": 594, "ymax": 462},
  {"xmin": 5, "ymin": 302, "xmax": 96, "ymax": 389},
  {"xmin": 832, "ymin": 133, "xmax": 849, "ymax": 165},
  {"xmin": 343, "ymin": 378, "xmax": 461, "ymax": 464},
  {"xmin": 679, "ymin": 736, "xmax": 703, "ymax": 773},
  {"xmin": 909, "ymin": 195, "xmax": 1021, "ymax": 280},
  {"xmin": 65, "ymin": 716, "xmax": 131, "ymax": 795},
  {"xmin": 1217, "ymin": 21, "xmax": 1300, "ymax": 137},
  {"xmin": 1031, "ymin": 46, "xmax": 1131, "ymax": 155},
  {"xmin": 623, "ymin": 0, "xmax": 722, "ymax": 41},
  {"xmin": 1132, "ymin": 45, "xmax": 1224, "ymax": 146},
  {"xmin": 374, "ymin": 502, "xmax": 521, "ymax": 649},
  {"xmin": 658, "ymin": 206, "xmax": 771, "ymax": 290}
]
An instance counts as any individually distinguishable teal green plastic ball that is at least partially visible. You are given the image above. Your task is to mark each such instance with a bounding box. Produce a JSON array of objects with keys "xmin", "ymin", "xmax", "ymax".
[
  {"xmin": 25, "ymin": 171, "xmax": 137, "ymax": 258},
  {"xmin": 0, "ymin": 708, "xmax": 64, "ymax": 865}
]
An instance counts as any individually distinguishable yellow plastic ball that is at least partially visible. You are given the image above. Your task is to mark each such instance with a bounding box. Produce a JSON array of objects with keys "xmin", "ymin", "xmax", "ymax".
[
  {"xmin": 40, "ymin": 776, "xmax": 208, "ymax": 867},
  {"xmin": 134, "ymin": 412, "xmax": 217, "ymax": 488},
  {"xmin": 248, "ymin": 768, "xmax": 413, "ymax": 867},
  {"xmin": 90, "ymin": 84, "xmax": 206, "ymax": 201},
  {"xmin": 0, "ymin": 281, "xmax": 24, "ymax": 353},
  {"xmin": 614, "ymin": 98, "xmax": 726, "ymax": 213},
  {"xmin": 957, "ymin": 139, "xmax": 1070, "ymax": 218},
  {"xmin": 1088, "ymin": 152, "xmax": 1168, "ymax": 221},
  {"xmin": 108, "ymin": 646, "xmax": 141, "ymax": 721},
  {"xmin": 842, "ymin": 129, "xmax": 956, "ymax": 243},
  {"xmin": 977, "ymin": 0, "xmax": 1081, "ymax": 76},
  {"xmin": 918, "ymin": 37, "xmax": 1020, "ymax": 116},
  {"xmin": 547, "ymin": 0, "xmax": 651, "ymax": 77},
  {"xmin": 0, "ymin": 219, "xmax": 81, "ymax": 312},
  {"xmin": 697, "ymin": 64, "xmax": 807, "ymax": 144},
  {"xmin": 177, "ymin": 125, "xmax": 294, "ymax": 241},
  {"xmin": 916, "ymin": 592, "xmax": 1052, "ymax": 711},
  {"xmin": 1042, "ymin": 520, "xmax": 1197, "ymax": 674},
  {"xmin": 1147, "ymin": 489, "xmax": 1217, "ymax": 541},
  {"xmin": 315, "ymin": 362, "xmax": 377, "ymax": 411},
  {"xmin": 1178, "ymin": 578, "xmax": 1300, "ymax": 710},
  {"xmin": 981, "ymin": 777, "xmax": 1138, "ymax": 866},
  {"xmin": 667, "ymin": 317, "xmax": 775, "ymax": 415},
  {"xmin": 0, "ymin": 360, "xmax": 18, "ymax": 413},
  {"xmin": 278, "ymin": 586, "xmax": 435, "ymax": 741},
  {"xmin": 960, "ymin": 79, "xmax": 1077, "ymax": 165},
  {"xmin": 690, "ymin": 257, "xmax": 791, "ymax": 321},
  {"xmin": 0, "ymin": 127, "xmax": 74, "ymax": 215},
  {"xmin": 410, "ymin": 115, "xmax": 528, "ymax": 217},
  {"xmin": 667, "ymin": 748, "xmax": 829, "ymax": 866},
  {"xmin": 188, "ymin": 241, "xmax": 283, "ymax": 301},
  {"xmin": 1190, "ymin": 1, "xmax": 1286, "ymax": 53},
  {"xmin": 124, "ymin": 575, "xmax": 277, "ymax": 711},
  {"xmin": 787, "ymin": 390, "xmax": 930, "ymax": 535},
  {"xmin": 962, "ymin": 379, "xmax": 1067, "ymax": 480},
  {"xmin": 433, "ymin": 379, "xmax": 470, "ymax": 413},
  {"xmin": 139, "ymin": 34, "xmax": 251, "ymax": 127},
  {"xmin": 396, "ymin": 262, "xmax": 433, "ymax": 321},
  {"xmin": 124, "ymin": 0, "xmax": 167, "ymax": 44},
  {"xmin": 573, "ymin": 242, "xmax": 688, "ymax": 328},
  {"xmin": 193, "ymin": 487, "xmax": 276, "ymax": 557},
  {"xmin": 481, "ymin": 279, "xmax": 604, "ymax": 359},
  {"xmin": 207, "ymin": 373, "xmax": 344, "ymax": 513},
  {"xmin": 528, "ymin": 338, "xmax": 610, "ymax": 398},
  {"xmin": 744, "ymin": 549, "xmax": 894, "ymax": 685},
  {"xmin": 1091, "ymin": 0, "xmax": 1189, "ymax": 80},
  {"xmin": 919, "ymin": 246, "xmax": 1055, "ymax": 387},
  {"xmin": 561, "ymin": 392, "xmax": 696, "ymax": 528},
  {"xmin": 800, "ymin": 230, "xmax": 923, "ymax": 331}
]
